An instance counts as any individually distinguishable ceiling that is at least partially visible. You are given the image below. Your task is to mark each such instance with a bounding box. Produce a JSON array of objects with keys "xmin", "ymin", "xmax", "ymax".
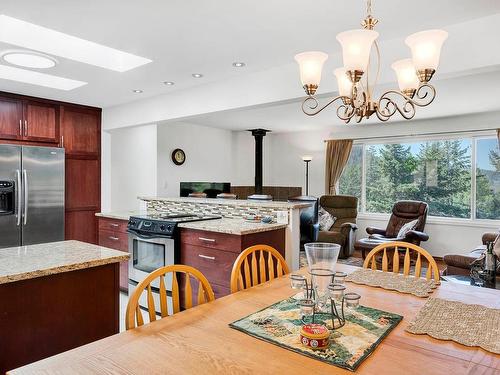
[{"xmin": 1, "ymin": 0, "xmax": 500, "ymax": 108}]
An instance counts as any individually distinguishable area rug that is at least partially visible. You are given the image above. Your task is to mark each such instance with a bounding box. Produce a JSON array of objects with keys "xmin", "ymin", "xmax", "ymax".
[{"xmin": 229, "ymin": 296, "xmax": 403, "ymax": 371}]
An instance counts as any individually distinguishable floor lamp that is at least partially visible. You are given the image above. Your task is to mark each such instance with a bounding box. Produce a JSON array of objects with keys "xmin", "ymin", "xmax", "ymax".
[{"xmin": 302, "ymin": 155, "xmax": 312, "ymax": 196}]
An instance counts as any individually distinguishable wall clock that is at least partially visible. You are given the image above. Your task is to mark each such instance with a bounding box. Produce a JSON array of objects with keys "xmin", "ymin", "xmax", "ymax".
[{"xmin": 171, "ymin": 148, "xmax": 186, "ymax": 165}]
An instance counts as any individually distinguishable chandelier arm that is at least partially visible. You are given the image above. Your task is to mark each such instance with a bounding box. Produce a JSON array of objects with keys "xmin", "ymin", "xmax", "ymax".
[
  {"xmin": 376, "ymin": 90, "xmax": 417, "ymax": 120},
  {"xmin": 301, "ymin": 95, "xmax": 352, "ymax": 117},
  {"xmin": 412, "ymin": 84, "xmax": 437, "ymax": 107},
  {"xmin": 337, "ymin": 103, "xmax": 357, "ymax": 122}
]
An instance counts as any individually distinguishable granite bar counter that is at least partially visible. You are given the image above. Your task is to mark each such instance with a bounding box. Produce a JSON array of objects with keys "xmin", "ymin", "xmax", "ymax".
[
  {"xmin": 0, "ymin": 240, "xmax": 128, "ymax": 373},
  {"xmin": 178, "ymin": 218, "xmax": 287, "ymax": 235}
]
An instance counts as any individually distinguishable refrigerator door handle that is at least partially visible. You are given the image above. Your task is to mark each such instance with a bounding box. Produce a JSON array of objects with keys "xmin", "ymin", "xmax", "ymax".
[
  {"xmin": 23, "ymin": 169, "xmax": 28, "ymax": 225},
  {"xmin": 15, "ymin": 169, "xmax": 21, "ymax": 226}
]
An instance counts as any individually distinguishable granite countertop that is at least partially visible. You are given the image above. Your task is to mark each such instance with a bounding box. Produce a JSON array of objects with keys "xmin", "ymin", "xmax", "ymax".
[
  {"xmin": 0, "ymin": 240, "xmax": 129, "ymax": 285},
  {"xmin": 178, "ymin": 218, "xmax": 287, "ymax": 235},
  {"xmin": 139, "ymin": 196, "xmax": 312, "ymax": 209},
  {"xmin": 95, "ymin": 211, "xmax": 143, "ymax": 221}
]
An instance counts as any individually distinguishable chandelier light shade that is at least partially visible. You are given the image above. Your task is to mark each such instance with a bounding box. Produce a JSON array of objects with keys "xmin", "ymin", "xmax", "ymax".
[
  {"xmin": 391, "ymin": 59, "xmax": 419, "ymax": 97},
  {"xmin": 334, "ymin": 67, "xmax": 353, "ymax": 97},
  {"xmin": 294, "ymin": 51, "xmax": 328, "ymax": 95},
  {"xmin": 294, "ymin": 0, "xmax": 448, "ymax": 124},
  {"xmin": 405, "ymin": 30, "xmax": 448, "ymax": 72},
  {"xmin": 336, "ymin": 29, "xmax": 379, "ymax": 74}
]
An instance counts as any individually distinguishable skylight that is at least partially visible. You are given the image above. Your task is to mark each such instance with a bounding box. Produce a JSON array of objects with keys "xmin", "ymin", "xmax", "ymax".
[
  {"xmin": 0, "ymin": 64, "xmax": 87, "ymax": 90},
  {"xmin": 0, "ymin": 15, "xmax": 152, "ymax": 72}
]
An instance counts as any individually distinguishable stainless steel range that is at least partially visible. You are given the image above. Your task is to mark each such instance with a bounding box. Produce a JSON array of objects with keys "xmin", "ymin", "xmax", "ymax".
[{"xmin": 127, "ymin": 213, "xmax": 221, "ymax": 314}]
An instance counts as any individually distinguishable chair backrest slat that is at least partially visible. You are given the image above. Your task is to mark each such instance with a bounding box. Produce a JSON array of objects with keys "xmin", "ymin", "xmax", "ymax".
[
  {"xmin": 230, "ymin": 245, "xmax": 289, "ymax": 293},
  {"xmin": 126, "ymin": 265, "xmax": 215, "ymax": 330},
  {"xmin": 363, "ymin": 241, "xmax": 440, "ymax": 283}
]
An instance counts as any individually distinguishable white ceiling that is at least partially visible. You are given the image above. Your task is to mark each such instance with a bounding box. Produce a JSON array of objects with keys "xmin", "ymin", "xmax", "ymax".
[
  {"xmin": 185, "ymin": 69, "xmax": 500, "ymax": 132},
  {"xmin": 1, "ymin": 0, "xmax": 500, "ymax": 108}
]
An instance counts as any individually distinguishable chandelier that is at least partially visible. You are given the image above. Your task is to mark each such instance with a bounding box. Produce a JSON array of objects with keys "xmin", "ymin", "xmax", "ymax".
[{"xmin": 294, "ymin": 0, "xmax": 448, "ymax": 123}]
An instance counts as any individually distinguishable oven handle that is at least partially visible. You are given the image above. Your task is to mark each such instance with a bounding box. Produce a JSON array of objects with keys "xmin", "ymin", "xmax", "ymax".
[{"xmin": 127, "ymin": 229, "xmax": 173, "ymax": 240}]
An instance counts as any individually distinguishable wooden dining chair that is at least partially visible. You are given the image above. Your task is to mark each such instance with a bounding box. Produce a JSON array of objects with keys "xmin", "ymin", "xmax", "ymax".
[
  {"xmin": 230, "ymin": 244, "xmax": 290, "ymax": 293},
  {"xmin": 125, "ymin": 265, "xmax": 215, "ymax": 330},
  {"xmin": 363, "ymin": 241, "xmax": 440, "ymax": 283}
]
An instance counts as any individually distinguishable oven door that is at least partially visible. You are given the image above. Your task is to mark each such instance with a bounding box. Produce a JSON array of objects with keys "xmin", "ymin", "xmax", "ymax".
[{"xmin": 128, "ymin": 232, "xmax": 175, "ymax": 288}]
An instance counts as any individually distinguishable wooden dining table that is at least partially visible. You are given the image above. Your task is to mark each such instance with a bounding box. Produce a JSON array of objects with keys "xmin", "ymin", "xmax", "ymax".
[{"xmin": 9, "ymin": 264, "xmax": 500, "ymax": 375}]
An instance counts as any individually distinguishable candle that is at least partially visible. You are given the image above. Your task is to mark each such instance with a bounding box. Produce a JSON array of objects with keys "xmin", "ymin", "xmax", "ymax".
[
  {"xmin": 290, "ymin": 274, "xmax": 306, "ymax": 290},
  {"xmin": 299, "ymin": 299, "xmax": 315, "ymax": 316},
  {"xmin": 328, "ymin": 283, "xmax": 346, "ymax": 301},
  {"xmin": 344, "ymin": 292, "xmax": 361, "ymax": 308},
  {"xmin": 334, "ymin": 271, "xmax": 347, "ymax": 285}
]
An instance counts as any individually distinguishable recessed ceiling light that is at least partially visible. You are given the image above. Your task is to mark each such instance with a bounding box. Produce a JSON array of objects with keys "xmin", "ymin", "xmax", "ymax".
[
  {"xmin": 2, "ymin": 50, "xmax": 57, "ymax": 69},
  {"xmin": 232, "ymin": 62, "xmax": 246, "ymax": 67},
  {"xmin": 0, "ymin": 64, "xmax": 86, "ymax": 90},
  {"xmin": 163, "ymin": 81, "xmax": 175, "ymax": 85},
  {"xmin": 132, "ymin": 89, "xmax": 143, "ymax": 93},
  {"xmin": 0, "ymin": 15, "xmax": 152, "ymax": 72},
  {"xmin": 192, "ymin": 73, "xmax": 203, "ymax": 78}
]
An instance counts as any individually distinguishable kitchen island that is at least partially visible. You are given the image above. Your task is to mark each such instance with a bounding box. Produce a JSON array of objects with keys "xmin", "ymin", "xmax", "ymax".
[{"xmin": 0, "ymin": 240, "xmax": 129, "ymax": 373}]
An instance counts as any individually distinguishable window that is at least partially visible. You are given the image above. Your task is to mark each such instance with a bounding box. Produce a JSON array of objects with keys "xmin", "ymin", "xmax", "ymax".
[
  {"xmin": 340, "ymin": 134, "xmax": 500, "ymax": 221},
  {"xmin": 339, "ymin": 144, "xmax": 362, "ymax": 203},
  {"xmin": 476, "ymin": 138, "xmax": 500, "ymax": 219}
]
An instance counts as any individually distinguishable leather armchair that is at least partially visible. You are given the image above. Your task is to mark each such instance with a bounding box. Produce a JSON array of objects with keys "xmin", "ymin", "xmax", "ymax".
[
  {"xmin": 355, "ymin": 200, "xmax": 429, "ymax": 259},
  {"xmin": 443, "ymin": 232, "xmax": 499, "ymax": 276},
  {"xmin": 316, "ymin": 195, "xmax": 358, "ymax": 259},
  {"xmin": 288, "ymin": 196, "xmax": 319, "ymax": 249}
]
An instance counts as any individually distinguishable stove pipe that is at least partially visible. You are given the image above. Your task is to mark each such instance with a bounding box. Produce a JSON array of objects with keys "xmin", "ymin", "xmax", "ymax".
[{"xmin": 248, "ymin": 128, "xmax": 270, "ymax": 197}]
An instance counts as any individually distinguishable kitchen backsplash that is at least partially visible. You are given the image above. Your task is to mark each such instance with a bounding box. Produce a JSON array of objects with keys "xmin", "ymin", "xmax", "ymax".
[{"xmin": 146, "ymin": 200, "xmax": 286, "ymax": 220}]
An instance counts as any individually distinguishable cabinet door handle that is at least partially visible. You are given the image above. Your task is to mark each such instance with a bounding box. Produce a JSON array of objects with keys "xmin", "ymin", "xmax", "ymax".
[
  {"xmin": 198, "ymin": 254, "xmax": 216, "ymax": 260},
  {"xmin": 24, "ymin": 120, "xmax": 28, "ymax": 136},
  {"xmin": 109, "ymin": 236, "xmax": 119, "ymax": 241},
  {"xmin": 110, "ymin": 223, "xmax": 119, "ymax": 227},
  {"xmin": 198, "ymin": 237, "xmax": 216, "ymax": 243},
  {"xmin": 61, "ymin": 135, "xmax": 64, "ymax": 148},
  {"xmin": 19, "ymin": 120, "xmax": 22, "ymax": 136}
]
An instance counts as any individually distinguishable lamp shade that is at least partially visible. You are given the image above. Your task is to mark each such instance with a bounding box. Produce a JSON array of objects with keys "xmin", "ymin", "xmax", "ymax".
[
  {"xmin": 333, "ymin": 67, "xmax": 353, "ymax": 97},
  {"xmin": 391, "ymin": 59, "xmax": 419, "ymax": 92},
  {"xmin": 302, "ymin": 155, "xmax": 313, "ymax": 162},
  {"xmin": 405, "ymin": 29, "xmax": 448, "ymax": 70},
  {"xmin": 294, "ymin": 51, "xmax": 328, "ymax": 87},
  {"xmin": 336, "ymin": 29, "xmax": 379, "ymax": 71}
]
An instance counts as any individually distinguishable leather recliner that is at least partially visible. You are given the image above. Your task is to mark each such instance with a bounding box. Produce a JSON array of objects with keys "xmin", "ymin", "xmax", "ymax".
[
  {"xmin": 354, "ymin": 200, "xmax": 429, "ymax": 259},
  {"xmin": 288, "ymin": 196, "xmax": 320, "ymax": 249},
  {"xmin": 316, "ymin": 195, "xmax": 358, "ymax": 259}
]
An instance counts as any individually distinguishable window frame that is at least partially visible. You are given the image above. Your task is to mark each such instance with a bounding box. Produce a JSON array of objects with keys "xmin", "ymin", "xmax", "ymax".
[{"xmin": 340, "ymin": 131, "xmax": 499, "ymax": 225}]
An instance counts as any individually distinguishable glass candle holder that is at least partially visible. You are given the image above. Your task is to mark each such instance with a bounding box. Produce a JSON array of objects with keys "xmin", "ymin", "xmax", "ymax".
[
  {"xmin": 299, "ymin": 299, "xmax": 315, "ymax": 317},
  {"xmin": 290, "ymin": 274, "xmax": 306, "ymax": 290},
  {"xmin": 344, "ymin": 292, "xmax": 361, "ymax": 309},
  {"xmin": 333, "ymin": 271, "xmax": 347, "ymax": 285},
  {"xmin": 328, "ymin": 283, "xmax": 346, "ymax": 301}
]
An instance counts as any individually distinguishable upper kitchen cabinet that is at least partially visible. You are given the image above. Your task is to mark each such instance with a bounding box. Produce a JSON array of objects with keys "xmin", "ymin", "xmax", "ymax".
[
  {"xmin": 60, "ymin": 105, "xmax": 101, "ymax": 156},
  {"xmin": 0, "ymin": 95, "xmax": 59, "ymax": 143},
  {"xmin": 0, "ymin": 96, "xmax": 23, "ymax": 140},
  {"xmin": 23, "ymin": 100, "xmax": 59, "ymax": 143}
]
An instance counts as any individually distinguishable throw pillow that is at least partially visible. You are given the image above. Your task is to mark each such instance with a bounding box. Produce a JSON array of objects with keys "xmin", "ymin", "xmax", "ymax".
[
  {"xmin": 318, "ymin": 206, "xmax": 336, "ymax": 232},
  {"xmin": 397, "ymin": 219, "xmax": 418, "ymax": 239},
  {"xmin": 493, "ymin": 233, "xmax": 500, "ymax": 259}
]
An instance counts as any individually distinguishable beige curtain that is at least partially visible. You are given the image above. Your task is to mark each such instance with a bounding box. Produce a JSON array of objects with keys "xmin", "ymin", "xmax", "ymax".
[{"xmin": 325, "ymin": 139, "xmax": 353, "ymax": 195}]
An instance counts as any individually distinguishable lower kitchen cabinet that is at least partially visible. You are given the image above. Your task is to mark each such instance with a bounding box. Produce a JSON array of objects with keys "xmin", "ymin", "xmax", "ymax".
[
  {"xmin": 97, "ymin": 217, "xmax": 130, "ymax": 292},
  {"xmin": 179, "ymin": 227, "xmax": 285, "ymax": 306}
]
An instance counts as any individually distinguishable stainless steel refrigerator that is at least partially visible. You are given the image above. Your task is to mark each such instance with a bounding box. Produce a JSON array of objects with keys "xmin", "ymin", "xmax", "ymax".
[{"xmin": 0, "ymin": 145, "xmax": 64, "ymax": 248}]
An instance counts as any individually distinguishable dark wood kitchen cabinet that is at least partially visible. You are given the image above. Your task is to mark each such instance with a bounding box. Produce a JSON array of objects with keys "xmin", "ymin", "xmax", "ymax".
[
  {"xmin": 0, "ymin": 94, "xmax": 59, "ymax": 143},
  {"xmin": 0, "ymin": 91, "xmax": 101, "ymax": 245},
  {"xmin": 179, "ymin": 228, "xmax": 285, "ymax": 305},
  {"xmin": 98, "ymin": 217, "xmax": 130, "ymax": 292}
]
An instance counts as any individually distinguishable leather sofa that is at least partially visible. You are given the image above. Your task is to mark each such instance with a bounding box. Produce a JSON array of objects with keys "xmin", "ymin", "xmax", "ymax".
[
  {"xmin": 288, "ymin": 196, "xmax": 319, "ymax": 249},
  {"xmin": 316, "ymin": 195, "xmax": 358, "ymax": 259},
  {"xmin": 443, "ymin": 232, "xmax": 500, "ymax": 276},
  {"xmin": 354, "ymin": 200, "xmax": 429, "ymax": 259}
]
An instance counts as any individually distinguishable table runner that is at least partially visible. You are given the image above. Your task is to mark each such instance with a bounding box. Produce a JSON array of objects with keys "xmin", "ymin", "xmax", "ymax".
[
  {"xmin": 345, "ymin": 268, "xmax": 438, "ymax": 298},
  {"xmin": 406, "ymin": 297, "xmax": 500, "ymax": 354},
  {"xmin": 229, "ymin": 296, "xmax": 402, "ymax": 371}
]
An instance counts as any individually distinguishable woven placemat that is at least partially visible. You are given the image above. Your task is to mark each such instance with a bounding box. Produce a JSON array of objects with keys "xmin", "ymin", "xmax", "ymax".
[
  {"xmin": 345, "ymin": 268, "xmax": 438, "ymax": 298},
  {"xmin": 406, "ymin": 297, "xmax": 500, "ymax": 354}
]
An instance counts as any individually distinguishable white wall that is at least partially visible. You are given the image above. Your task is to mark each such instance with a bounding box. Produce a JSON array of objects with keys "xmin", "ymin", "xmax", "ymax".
[
  {"xmin": 156, "ymin": 122, "xmax": 235, "ymax": 197},
  {"xmin": 109, "ymin": 124, "xmax": 158, "ymax": 211}
]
